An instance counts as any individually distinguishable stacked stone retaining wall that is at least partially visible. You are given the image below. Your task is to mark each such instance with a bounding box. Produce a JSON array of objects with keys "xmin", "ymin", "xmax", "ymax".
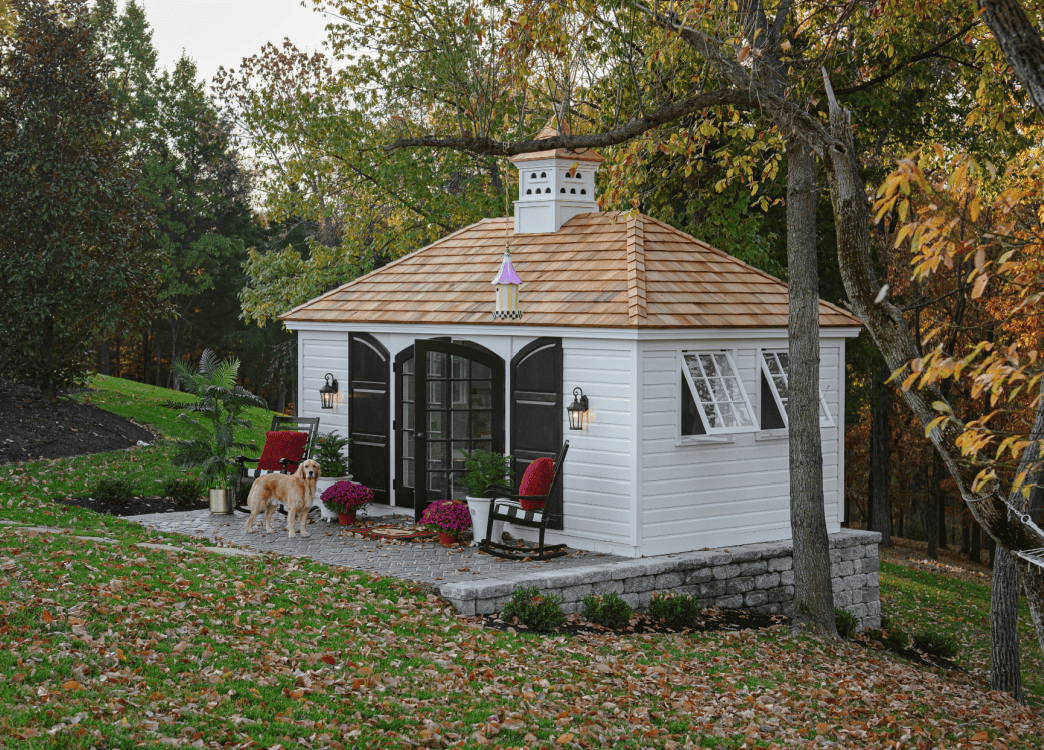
[{"xmin": 441, "ymin": 529, "xmax": 881, "ymax": 630}]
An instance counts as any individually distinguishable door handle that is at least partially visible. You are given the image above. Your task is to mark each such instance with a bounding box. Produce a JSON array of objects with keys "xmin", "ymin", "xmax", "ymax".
[{"xmin": 416, "ymin": 432, "xmax": 425, "ymax": 439}]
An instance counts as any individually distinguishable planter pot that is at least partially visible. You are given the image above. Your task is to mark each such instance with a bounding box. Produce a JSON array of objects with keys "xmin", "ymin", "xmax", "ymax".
[
  {"xmin": 466, "ymin": 496, "xmax": 504, "ymax": 547},
  {"xmin": 338, "ymin": 510, "xmax": 357, "ymax": 526},
  {"xmin": 438, "ymin": 530, "xmax": 458, "ymax": 547},
  {"xmin": 208, "ymin": 488, "xmax": 232, "ymax": 515},
  {"xmin": 314, "ymin": 475, "xmax": 353, "ymax": 521}
]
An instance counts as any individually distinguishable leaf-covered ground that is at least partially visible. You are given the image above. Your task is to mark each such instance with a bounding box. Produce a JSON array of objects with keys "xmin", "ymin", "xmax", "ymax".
[
  {"xmin": 1, "ymin": 525, "xmax": 1042, "ymax": 750},
  {"xmin": 0, "ymin": 375, "xmax": 1041, "ymax": 748}
]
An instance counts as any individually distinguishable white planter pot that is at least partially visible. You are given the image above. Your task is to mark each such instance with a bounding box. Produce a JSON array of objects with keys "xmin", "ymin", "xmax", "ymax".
[
  {"xmin": 314, "ymin": 475, "xmax": 353, "ymax": 521},
  {"xmin": 466, "ymin": 496, "xmax": 504, "ymax": 546}
]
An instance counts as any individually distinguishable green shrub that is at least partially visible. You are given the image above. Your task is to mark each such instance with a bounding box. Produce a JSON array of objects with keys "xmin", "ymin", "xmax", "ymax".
[
  {"xmin": 163, "ymin": 477, "xmax": 204, "ymax": 505},
  {"xmin": 582, "ymin": 592, "xmax": 633, "ymax": 629},
  {"xmin": 647, "ymin": 592, "xmax": 700, "ymax": 631},
  {"xmin": 501, "ymin": 587, "xmax": 566, "ymax": 632},
  {"xmin": 881, "ymin": 626, "xmax": 909, "ymax": 651},
  {"xmin": 90, "ymin": 477, "xmax": 135, "ymax": 504},
  {"xmin": 835, "ymin": 607, "xmax": 858, "ymax": 639},
  {"xmin": 913, "ymin": 628, "xmax": 960, "ymax": 659}
]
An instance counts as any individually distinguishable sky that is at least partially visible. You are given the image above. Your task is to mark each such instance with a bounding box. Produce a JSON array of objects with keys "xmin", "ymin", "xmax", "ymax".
[{"xmin": 130, "ymin": 0, "xmax": 338, "ymax": 85}]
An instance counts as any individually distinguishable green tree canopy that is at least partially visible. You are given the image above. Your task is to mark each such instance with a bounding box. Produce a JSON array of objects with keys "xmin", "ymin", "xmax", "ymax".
[{"xmin": 0, "ymin": 0, "xmax": 158, "ymax": 399}]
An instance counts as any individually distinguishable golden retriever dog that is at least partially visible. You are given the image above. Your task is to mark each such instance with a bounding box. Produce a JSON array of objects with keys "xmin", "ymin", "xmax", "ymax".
[{"xmin": 244, "ymin": 459, "xmax": 320, "ymax": 537}]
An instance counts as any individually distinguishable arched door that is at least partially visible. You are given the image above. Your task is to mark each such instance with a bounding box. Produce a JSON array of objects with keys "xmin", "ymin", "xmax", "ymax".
[
  {"xmin": 348, "ymin": 333, "xmax": 390, "ymax": 506},
  {"xmin": 395, "ymin": 339, "xmax": 505, "ymax": 521}
]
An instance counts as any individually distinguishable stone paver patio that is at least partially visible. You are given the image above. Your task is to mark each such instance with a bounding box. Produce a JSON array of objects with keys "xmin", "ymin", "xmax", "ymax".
[{"xmin": 130, "ymin": 507, "xmax": 624, "ymax": 586}]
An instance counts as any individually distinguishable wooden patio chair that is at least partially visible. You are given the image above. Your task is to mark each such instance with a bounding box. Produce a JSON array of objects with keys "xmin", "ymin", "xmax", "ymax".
[
  {"xmin": 480, "ymin": 441, "xmax": 569, "ymax": 561},
  {"xmin": 233, "ymin": 416, "xmax": 320, "ymax": 513}
]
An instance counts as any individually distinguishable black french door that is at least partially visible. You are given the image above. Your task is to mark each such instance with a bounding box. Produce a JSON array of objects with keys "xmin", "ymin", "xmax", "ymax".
[
  {"xmin": 395, "ymin": 339, "xmax": 504, "ymax": 521},
  {"xmin": 510, "ymin": 338, "xmax": 563, "ymax": 529},
  {"xmin": 348, "ymin": 333, "xmax": 390, "ymax": 506}
]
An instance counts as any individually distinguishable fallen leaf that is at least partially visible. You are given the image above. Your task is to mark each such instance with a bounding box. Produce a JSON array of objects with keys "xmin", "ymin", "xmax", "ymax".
[{"xmin": 62, "ymin": 680, "xmax": 83, "ymax": 691}]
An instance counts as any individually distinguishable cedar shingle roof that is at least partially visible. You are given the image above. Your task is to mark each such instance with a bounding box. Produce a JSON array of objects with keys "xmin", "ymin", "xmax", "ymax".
[{"xmin": 280, "ymin": 212, "xmax": 862, "ymax": 329}]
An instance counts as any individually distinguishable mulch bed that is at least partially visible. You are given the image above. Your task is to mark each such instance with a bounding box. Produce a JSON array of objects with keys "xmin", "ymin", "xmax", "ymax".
[
  {"xmin": 0, "ymin": 380, "xmax": 155, "ymax": 465},
  {"xmin": 55, "ymin": 495, "xmax": 208, "ymax": 516},
  {"xmin": 481, "ymin": 607, "xmax": 789, "ymax": 637}
]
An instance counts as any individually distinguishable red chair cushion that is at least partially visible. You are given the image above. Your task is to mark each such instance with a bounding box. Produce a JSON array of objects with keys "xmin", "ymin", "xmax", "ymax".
[
  {"xmin": 518, "ymin": 456, "xmax": 555, "ymax": 511},
  {"xmin": 257, "ymin": 431, "xmax": 309, "ymax": 471}
]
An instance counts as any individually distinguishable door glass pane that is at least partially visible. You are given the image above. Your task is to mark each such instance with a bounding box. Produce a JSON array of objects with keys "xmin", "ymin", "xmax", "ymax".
[
  {"xmin": 404, "ymin": 374, "xmax": 414, "ymax": 402},
  {"xmin": 475, "ymin": 439, "xmax": 492, "ymax": 455},
  {"xmin": 452, "ymin": 355, "xmax": 468, "ymax": 379},
  {"xmin": 404, "ymin": 402, "xmax": 414, "ymax": 430},
  {"xmin": 427, "ymin": 471, "xmax": 447, "ymax": 495},
  {"xmin": 452, "ymin": 410, "xmax": 469, "ymax": 439},
  {"xmin": 427, "ymin": 440, "xmax": 447, "ymax": 469},
  {"xmin": 402, "ymin": 458, "xmax": 414, "ymax": 488},
  {"xmin": 428, "ymin": 380, "xmax": 444, "ymax": 408},
  {"xmin": 471, "ymin": 410, "xmax": 492, "ymax": 439},
  {"xmin": 428, "ymin": 351, "xmax": 446, "ymax": 378},
  {"xmin": 451, "ymin": 441, "xmax": 468, "ymax": 471},
  {"xmin": 452, "ymin": 472, "xmax": 469, "ymax": 499},
  {"xmin": 402, "ymin": 433, "xmax": 414, "ymax": 459},
  {"xmin": 402, "ymin": 357, "xmax": 414, "ymax": 376},
  {"xmin": 451, "ymin": 381, "xmax": 468, "ymax": 409},
  {"xmin": 428, "ymin": 410, "xmax": 444, "ymax": 439},
  {"xmin": 470, "ymin": 381, "xmax": 492, "ymax": 408},
  {"xmin": 472, "ymin": 362, "xmax": 491, "ymax": 379}
]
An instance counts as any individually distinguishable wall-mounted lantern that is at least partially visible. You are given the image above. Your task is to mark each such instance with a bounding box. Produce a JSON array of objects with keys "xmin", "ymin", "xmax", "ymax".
[
  {"xmin": 319, "ymin": 373, "xmax": 338, "ymax": 409},
  {"xmin": 567, "ymin": 387, "xmax": 589, "ymax": 431}
]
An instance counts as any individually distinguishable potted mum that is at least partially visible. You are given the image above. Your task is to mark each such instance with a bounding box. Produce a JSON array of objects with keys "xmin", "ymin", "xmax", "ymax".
[
  {"xmin": 420, "ymin": 500, "xmax": 473, "ymax": 547},
  {"xmin": 321, "ymin": 481, "xmax": 373, "ymax": 525},
  {"xmin": 309, "ymin": 431, "xmax": 352, "ymax": 521},
  {"xmin": 462, "ymin": 450, "xmax": 511, "ymax": 546}
]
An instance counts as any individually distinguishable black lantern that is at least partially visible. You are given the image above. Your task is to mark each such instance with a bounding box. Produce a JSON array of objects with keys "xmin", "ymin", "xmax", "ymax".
[
  {"xmin": 319, "ymin": 373, "xmax": 338, "ymax": 409},
  {"xmin": 567, "ymin": 387, "xmax": 589, "ymax": 431}
]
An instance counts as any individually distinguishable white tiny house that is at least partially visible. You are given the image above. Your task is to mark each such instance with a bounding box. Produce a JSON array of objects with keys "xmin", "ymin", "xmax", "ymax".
[{"xmin": 281, "ymin": 130, "xmax": 861, "ymax": 558}]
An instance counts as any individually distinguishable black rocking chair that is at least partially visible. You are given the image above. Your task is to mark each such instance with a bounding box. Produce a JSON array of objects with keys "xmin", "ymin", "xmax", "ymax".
[
  {"xmin": 233, "ymin": 416, "xmax": 320, "ymax": 513},
  {"xmin": 480, "ymin": 441, "xmax": 569, "ymax": 561}
]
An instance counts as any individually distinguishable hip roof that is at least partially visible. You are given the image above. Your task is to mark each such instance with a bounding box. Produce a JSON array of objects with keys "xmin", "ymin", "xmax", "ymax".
[{"xmin": 280, "ymin": 212, "xmax": 863, "ymax": 329}]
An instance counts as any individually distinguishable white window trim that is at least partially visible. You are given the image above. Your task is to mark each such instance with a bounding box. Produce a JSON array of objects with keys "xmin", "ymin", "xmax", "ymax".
[
  {"xmin": 678, "ymin": 349, "xmax": 760, "ymax": 442},
  {"xmin": 759, "ymin": 349, "xmax": 835, "ymax": 430}
]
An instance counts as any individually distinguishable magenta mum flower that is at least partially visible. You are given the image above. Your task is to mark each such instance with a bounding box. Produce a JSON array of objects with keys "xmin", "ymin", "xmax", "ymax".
[
  {"xmin": 419, "ymin": 500, "xmax": 472, "ymax": 535},
  {"xmin": 321, "ymin": 481, "xmax": 373, "ymax": 513}
]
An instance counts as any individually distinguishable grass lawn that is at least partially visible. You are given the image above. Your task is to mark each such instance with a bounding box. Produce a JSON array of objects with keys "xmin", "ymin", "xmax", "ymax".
[{"xmin": 0, "ymin": 376, "xmax": 1041, "ymax": 748}]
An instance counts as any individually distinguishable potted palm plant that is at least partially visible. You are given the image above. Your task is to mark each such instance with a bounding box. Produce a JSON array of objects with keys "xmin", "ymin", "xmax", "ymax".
[
  {"xmin": 165, "ymin": 350, "xmax": 266, "ymax": 514},
  {"xmin": 308, "ymin": 431, "xmax": 352, "ymax": 521},
  {"xmin": 462, "ymin": 449, "xmax": 511, "ymax": 546}
]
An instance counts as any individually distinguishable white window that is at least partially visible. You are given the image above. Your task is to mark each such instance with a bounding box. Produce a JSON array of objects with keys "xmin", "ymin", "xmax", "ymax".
[
  {"xmin": 759, "ymin": 350, "xmax": 834, "ymax": 429},
  {"xmin": 680, "ymin": 351, "xmax": 758, "ymax": 436}
]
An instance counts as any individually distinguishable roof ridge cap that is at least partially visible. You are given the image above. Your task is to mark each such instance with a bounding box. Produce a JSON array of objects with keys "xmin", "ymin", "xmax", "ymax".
[
  {"xmin": 626, "ymin": 212, "xmax": 647, "ymax": 323},
  {"xmin": 279, "ymin": 219, "xmax": 493, "ymax": 321}
]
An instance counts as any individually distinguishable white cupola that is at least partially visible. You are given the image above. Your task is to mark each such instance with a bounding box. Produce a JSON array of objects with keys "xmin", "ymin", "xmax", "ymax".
[{"xmin": 510, "ymin": 120, "xmax": 603, "ymax": 234}]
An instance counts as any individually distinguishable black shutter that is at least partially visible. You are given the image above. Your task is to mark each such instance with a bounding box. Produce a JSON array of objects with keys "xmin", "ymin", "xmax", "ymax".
[
  {"xmin": 511, "ymin": 337, "xmax": 563, "ymax": 529},
  {"xmin": 348, "ymin": 333, "xmax": 390, "ymax": 505}
]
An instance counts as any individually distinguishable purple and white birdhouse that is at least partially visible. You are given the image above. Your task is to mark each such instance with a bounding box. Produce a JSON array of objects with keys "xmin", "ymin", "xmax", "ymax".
[{"xmin": 491, "ymin": 249, "xmax": 522, "ymax": 320}]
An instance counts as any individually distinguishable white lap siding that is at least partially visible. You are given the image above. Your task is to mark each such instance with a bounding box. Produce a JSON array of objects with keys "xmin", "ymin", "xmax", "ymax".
[
  {"xmin": 298, "ymin": 331, "xmax": 350, "ymax": 436},
  {"xmin": 639, "ymin": 337, "xmax": 843, "ymax": 555}
]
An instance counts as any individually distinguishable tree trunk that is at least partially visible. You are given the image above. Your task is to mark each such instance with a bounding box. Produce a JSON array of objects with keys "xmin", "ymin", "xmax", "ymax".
[
  {"xmin": 155, "ymin": 341, "xmax": 162, "ymax": 387},
  {"xmin": 277, "ymin": 376, "xmax": 286, "ymax": 415},
  {"xmin": 962, "ymin": 520, "xmax": 970, "ymax": 554},
  {"xmin": 142, "ymin": 329, "xmax": 149, "ymax": 384},
  {"xmin": 785, "ymin": 137, "xmax": 838, "ymax": 638},
  {"xmin": 974, "ymin": 0, "xmax": 1044, "ymax": 117},
  {"xmin": 991, "ymin": 545, "xmax": 1024, "ymax": 702},
  {"xmin": 938, "ymin": 478, "xmax": 948, "ymax": 549},
  {"xmin": 820, "ymin": 76, "xmax": 1044, "ymax": 655},
  {"xmin": 870, "ymin": 363, "xmax": 891, "ymax": 545},
  {"xmin": 114, "ymin": 334, "xmax": 121, "ymax": 379}
]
